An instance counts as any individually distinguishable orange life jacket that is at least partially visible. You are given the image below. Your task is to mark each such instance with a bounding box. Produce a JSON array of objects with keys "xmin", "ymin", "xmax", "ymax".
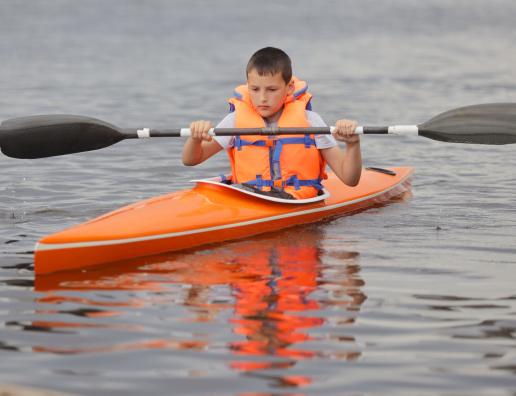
[{"xmin": 227, "ymin": 77, "xmax": 327, "ymax": 199}]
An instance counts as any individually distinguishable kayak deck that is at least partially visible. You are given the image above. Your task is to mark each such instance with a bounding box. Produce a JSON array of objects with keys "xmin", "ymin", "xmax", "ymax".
[{"xmin": 35, "ymin": 167, "xmax": 413, "ymax": 274}]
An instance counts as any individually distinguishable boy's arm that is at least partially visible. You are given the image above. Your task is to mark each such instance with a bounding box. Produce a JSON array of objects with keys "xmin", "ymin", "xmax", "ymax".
[
  {"xmin": 182, "ymin": 138, "xmax": 223, "ymax": 166},
  {"xmin": 182, "ymin": 120, "xmax": 223, "ymax": 166},
  {"xmin": 320, "ymin": 119, "xmax": 362, "ymax": 187}
]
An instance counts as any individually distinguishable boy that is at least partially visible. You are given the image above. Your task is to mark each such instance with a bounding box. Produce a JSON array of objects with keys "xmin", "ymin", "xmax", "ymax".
[{"xmin": 182, "ymin": 47, "xmax": 361, "ymax": 200}]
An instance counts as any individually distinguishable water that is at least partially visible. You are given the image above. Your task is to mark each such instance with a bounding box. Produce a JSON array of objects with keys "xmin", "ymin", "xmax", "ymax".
[{"xmin": 1, "ymin": 0, "xmax": 516, "ymax": 394}]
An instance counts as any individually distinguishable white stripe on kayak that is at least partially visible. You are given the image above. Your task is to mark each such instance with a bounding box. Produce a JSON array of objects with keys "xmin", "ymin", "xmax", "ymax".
[{"xmin": 35, "ymin": 171, "xmax": 412, "ymax": 252}]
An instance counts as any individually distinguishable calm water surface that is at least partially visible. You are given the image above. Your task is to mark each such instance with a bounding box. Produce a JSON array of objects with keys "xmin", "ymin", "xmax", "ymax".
[{"xmin": 1, "ymin": 1, "xmax": 516, "ymax": 395}]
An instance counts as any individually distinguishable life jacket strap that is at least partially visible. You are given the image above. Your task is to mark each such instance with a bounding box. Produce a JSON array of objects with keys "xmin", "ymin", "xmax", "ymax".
[
  {"xmin": 234, "ymin": 136, "xmax": 274, "ymax": 151},
  {"xmin": 245, "ymin": 175, "xmax": 323, "ymax": 191},
  {"xmin": 271, "ymin": 137, "xmax": 317, "ymax": 180},
  {"xmin": 235, "ymin": 136, "xmax": 316, "ymax": 152},
  {"xmin": 271, "ymin": 136, "xmax": 316, "ymax": 161},
  {"xmin": 219, "ymin": 174, "xmax": 233, "ymax": 185}
]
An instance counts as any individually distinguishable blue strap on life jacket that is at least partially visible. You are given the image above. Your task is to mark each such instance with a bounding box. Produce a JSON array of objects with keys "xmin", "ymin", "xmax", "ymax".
[
  {"xmin": 233, "ymin": 89, "xmax": 243, "ymax": 100},
  {"xmin": 234, "ymin": 135, "xmax": 271, "ymax": 151},
  {"xmin": 271, "ymin": 137, "xmax": 317, "ymax": 178},
  {"xmin": 293, "ymin": 84, "xmax": 308, "ymax": 99},
  {"xmin": 245, "ymin": 175, "xmax": 323, "ymax": 191},
  {"xmin": 269, "ymin": 137, "xmax": 316, "ymax": 162},
  {"xmin": 284, "ymin": 175, "xmax": 323, "ymax": 191}
]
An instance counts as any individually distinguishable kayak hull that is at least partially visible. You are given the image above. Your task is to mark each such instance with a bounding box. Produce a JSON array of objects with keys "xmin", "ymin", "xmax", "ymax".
[{"xmin": 35, "ymin": 167, "xmax": 413, "ymax": 274}]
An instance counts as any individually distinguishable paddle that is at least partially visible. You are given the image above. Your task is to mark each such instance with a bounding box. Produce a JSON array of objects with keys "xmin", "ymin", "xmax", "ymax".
[{"xmin": 1, "ymin": 103, "xmax": 515, "ymax": 159}]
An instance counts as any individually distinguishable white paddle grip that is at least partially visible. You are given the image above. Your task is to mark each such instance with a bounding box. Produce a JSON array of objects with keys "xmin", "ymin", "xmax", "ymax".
[
  {"xmin": 137, "ymin": 128, "xmax": 151, "ymax": 138},
  {"xmin": 180, "ymin": 128, "xmax": 215, "ymax": 137},
  {"xmin": 388, "ymin": 125, "xmax": 419, "ymax": 135},
  {"xmin": 329, "ymin": 126, "xmax": 364, "ymax": 135}
]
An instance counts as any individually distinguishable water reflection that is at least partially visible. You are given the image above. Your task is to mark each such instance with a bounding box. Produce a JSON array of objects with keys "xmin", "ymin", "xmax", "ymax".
[{"xmin": 33, "ymin": 226, "xmax": 366, "ymax": 387}]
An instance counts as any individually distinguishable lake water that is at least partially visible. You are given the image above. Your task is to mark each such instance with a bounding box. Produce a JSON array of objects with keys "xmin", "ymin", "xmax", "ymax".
[{"xmin": 1, "ymin": 1, "xmax": 516, "ymax": 395}]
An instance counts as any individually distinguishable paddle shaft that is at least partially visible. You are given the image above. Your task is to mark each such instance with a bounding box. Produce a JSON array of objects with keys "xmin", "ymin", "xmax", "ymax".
[{"xmin": 126, "ymin": 125, "xmax": 418, "ymax": 138}]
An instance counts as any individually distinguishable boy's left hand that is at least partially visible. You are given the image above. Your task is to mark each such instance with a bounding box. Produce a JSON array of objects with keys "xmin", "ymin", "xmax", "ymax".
[{"xmin": 334, "ymin": 119, "xmax": 359, "ymax": 144}]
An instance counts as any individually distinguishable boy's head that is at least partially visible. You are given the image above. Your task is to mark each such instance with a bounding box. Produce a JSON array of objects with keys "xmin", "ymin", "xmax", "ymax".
[
  {"xmin": 246, "ymin": 47, "xmax": 292, "ymax": 84},
  {"xmin": 246, "ymin": 47, "xmax": 295, "ymax": 121}
]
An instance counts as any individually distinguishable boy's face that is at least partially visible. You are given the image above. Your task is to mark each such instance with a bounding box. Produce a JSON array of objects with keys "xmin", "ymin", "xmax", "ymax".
[{"xmin": 247, "ymin": 69, "xmax": 294, "ymax": 120}]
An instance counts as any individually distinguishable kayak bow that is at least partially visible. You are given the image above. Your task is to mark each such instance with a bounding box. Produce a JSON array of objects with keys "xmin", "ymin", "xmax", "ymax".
[{"xmin": 34, "ymin": 167, "xmax": 413, "ymax": 274}]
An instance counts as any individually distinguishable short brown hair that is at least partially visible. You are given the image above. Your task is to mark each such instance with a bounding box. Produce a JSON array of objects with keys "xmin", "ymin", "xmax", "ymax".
[{"xmin": 246, "ymin": 47, "xmax": 292, "ymax": 84}]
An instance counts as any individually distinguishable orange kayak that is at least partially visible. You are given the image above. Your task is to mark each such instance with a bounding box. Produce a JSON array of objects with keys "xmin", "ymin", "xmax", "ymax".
[{"xmin": 34, "ymin": 167, "xmax": 413, "ymax": 274}]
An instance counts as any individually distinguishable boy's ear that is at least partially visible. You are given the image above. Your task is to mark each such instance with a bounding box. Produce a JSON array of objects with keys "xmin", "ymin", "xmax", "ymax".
[{"xmin": 287, "ymin": 79, "xmax": 295, "ymax": 95}]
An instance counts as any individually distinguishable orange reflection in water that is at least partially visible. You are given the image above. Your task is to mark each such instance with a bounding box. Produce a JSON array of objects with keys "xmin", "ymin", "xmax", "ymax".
[{"xmin": 34, "ymin": 226, "xmax": 366, "ymax": 387}]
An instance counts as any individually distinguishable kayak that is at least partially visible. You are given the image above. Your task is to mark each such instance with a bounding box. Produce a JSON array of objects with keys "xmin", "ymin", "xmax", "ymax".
[
  {"xmin": 34, "ymin": 167, "xmax": 412, "ymax": 274},
  {"xmin": 34, "ymin": 166, "xmax": 413, "ymax": 274}
]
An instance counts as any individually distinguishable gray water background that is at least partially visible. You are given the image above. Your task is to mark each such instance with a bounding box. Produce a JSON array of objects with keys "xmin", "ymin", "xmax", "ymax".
[{"xmin": 1, "ymin": 0, "xmax": 516, "ymax": 394}]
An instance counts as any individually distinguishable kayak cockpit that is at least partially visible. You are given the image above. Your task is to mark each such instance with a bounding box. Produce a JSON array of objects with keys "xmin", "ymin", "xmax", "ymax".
[{"xmin": 190, "ymin": 176, "xmax": 330, "ymax": 204}]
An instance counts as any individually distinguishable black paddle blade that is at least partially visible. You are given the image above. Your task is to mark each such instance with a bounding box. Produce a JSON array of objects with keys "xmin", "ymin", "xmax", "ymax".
[
  {"xmin": 0, "ymin": 115, "xmax": 124, "ymax": 159},
  {"xmin": 418, "ymin": 103, "xmax": 516, "ymax": 145}
]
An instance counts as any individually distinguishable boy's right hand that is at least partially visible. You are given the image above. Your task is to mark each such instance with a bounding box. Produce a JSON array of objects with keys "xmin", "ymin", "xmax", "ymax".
[{"xmin": 190, "ymin": 120, "xmax": 213, "ymax": 142}]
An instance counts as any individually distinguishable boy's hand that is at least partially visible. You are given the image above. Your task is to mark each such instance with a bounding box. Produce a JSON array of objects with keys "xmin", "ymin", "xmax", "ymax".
[
  {"xmin": 334, "ymin": 119, "xmax": 359, "ymax": 145},
  {"xmin": 190, "ymin": 120, "xmax": 213, "ymax": 142}
]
